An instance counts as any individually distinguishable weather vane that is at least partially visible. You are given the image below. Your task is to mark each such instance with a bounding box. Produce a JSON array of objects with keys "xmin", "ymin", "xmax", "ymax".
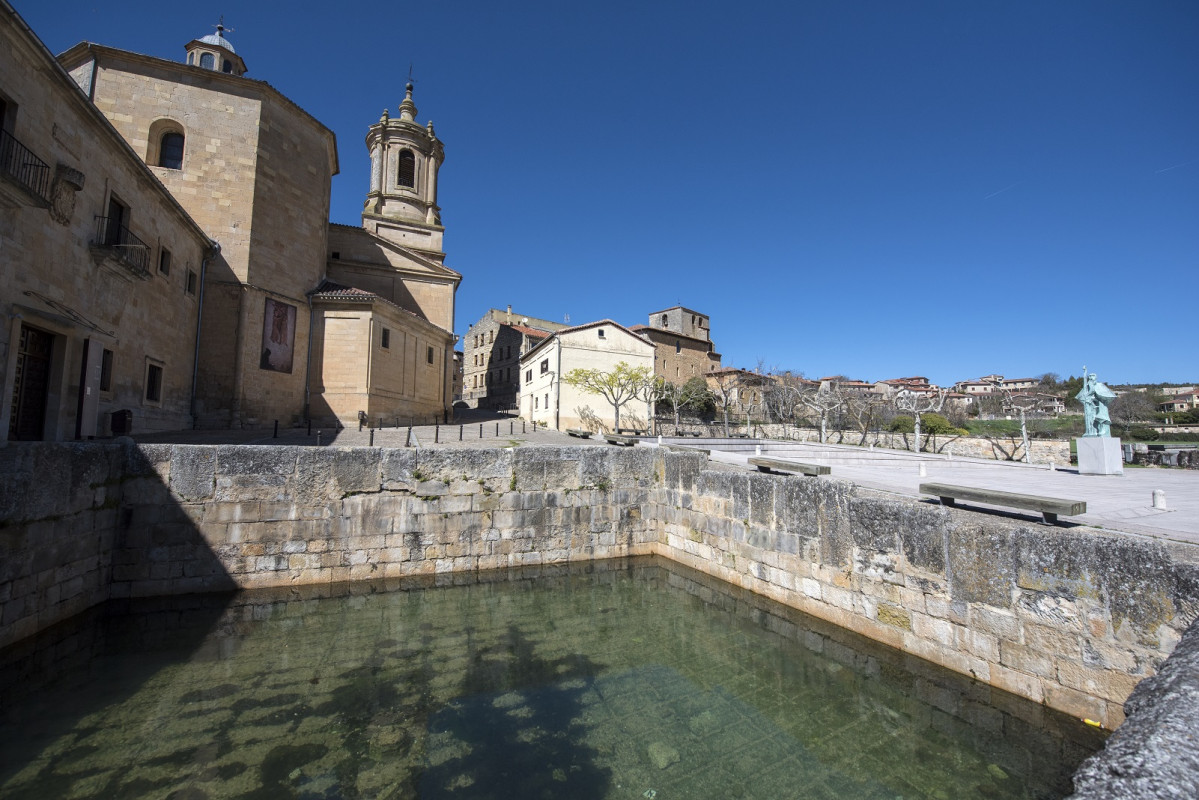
[{"xmin": 215, "ymin": 16, "xmax": 235, "ymax": 35}]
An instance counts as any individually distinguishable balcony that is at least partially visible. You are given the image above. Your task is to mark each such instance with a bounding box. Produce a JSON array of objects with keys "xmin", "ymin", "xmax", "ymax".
[
  {"xmin": 0, "ymin": 128, "xmax": 51, "ymax": 207},
  {"xmin": 90, "ymin": 215, "xmax": 150, "ymax": 279}
]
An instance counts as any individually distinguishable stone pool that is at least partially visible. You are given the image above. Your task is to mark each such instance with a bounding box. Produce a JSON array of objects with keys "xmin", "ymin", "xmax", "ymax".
[{"xmin": 0, "ymin": 557, "xmax": 1105, "ymax": 799}]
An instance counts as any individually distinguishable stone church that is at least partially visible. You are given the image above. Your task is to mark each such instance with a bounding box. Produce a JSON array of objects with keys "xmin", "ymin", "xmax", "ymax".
[{"xmin": 12, "ymin": 19, "xmax": 461, "ymax": 436}]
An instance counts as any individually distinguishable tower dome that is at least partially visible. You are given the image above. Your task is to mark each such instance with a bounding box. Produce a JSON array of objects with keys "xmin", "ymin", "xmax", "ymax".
[
  {"xmin": 363, "ymin": 80, "xmax": 445, "ymax": 238},
  {"xmin": 184, "ymin": 20, "xmax": 247, "ymax": 76}
]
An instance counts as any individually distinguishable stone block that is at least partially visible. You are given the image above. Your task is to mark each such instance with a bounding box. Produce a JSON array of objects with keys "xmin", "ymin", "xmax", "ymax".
[
  {"xmin": 1076, "ymin": 436, "xmax": 1123, "ymax": 475},
  {"xmin": 169, "ymin": 447, "xmax": 216, "ymax": 501},
  {"xmin": 946, "ymin": 519, "xmax": 1013, "ymax": 607}
]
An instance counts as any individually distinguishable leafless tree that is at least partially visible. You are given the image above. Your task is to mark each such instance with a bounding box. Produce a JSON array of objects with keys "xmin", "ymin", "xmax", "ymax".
[
  {"xmin": 986, "ymin": 378, "xmax": 1040, "ymax": 463},
  {"xmin": 845, "ymin": 392, "xmax": 887, "ymax": 446},
  {"xmin": 893, "ymin": 389, "xmax": 947, "ymax": 453},
  {"xmin": 654, "ymin": 377, "xmax": 712, "ymax": 434},
  {"xmin": 798, "ymin": 381, "xmax": 845, "ymax": 444}
]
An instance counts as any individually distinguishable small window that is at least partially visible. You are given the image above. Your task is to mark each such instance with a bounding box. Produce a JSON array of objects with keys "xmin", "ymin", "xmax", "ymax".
[
  {"xmin": 99, "ymin": 349, "xmax": 114, "ymax": 392},
  {"xmin": 159, "ymin": 132, "xmax": 184, "ymax": 169},
  {"xmin": 144, "ymin": 362, "xmax": 163, "ymax": 403},
  {"xmin": 489, "ymin": 330, "xmax": 494, "ymax": 343},
  {"xmin": 397, "ymin": 149, "xmax": 416, "ymax": 188},
  {"xmin": 427, "ymin": 345, "xmax": 434, "ymax": 364},
  {"xmin": 544, "ymin": 393, "xmax": 549, "ymax": 408},
  {"xmin": 535, "ymin": 396, "xmax": 539, "ymax": 409},
  {"xmin": 186, "ymin": 269, "xmax": 198, "ymax": 296},
  {"xmin": 199, "ymin": 52, "xmax": 214, "ymax": 70},
  {"xmin": 222, "ymin": 59, "xmax": 233, "ymax": 74},
  {"xmin": 331, "ymin": 251, "xmax": 340, "ymax": 259},
  {"xmin": 381, "ymin": 328, "xmax": 390, "ymax": 349},
  {"xmin": 158, "ymin": 248, "xmax": 171, "ymax": 275},
  {"xmin": 525, "ymin": 369, "xmax": 532, "ymax": 382},
  {"xmin": 661, "ymin": 314, "xmax": 668, "ymax": 326},
  {"xmin": 597, "ymin": 328, "xmax": 605, "ymax": 339},
  {"xmin": 187, "ymin": 52, "xmax": 194, "ymax": 65},
  {"xmin": 675, "ymin": 340, "xmax": 681, "ymax": 354},
  {"xmin": 540, "ymin": 359, "xmax": 549, "ymax": 375}
]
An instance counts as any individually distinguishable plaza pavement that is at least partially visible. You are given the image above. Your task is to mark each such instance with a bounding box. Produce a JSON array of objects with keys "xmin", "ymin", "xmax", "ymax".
[{"xmin": 130, "ymin": 416, "xmax": 1199, "ymax": 548}]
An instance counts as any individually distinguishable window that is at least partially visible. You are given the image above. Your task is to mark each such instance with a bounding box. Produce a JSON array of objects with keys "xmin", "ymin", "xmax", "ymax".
[
  {"xmin": 487, "ymin": 372, "xmax": 492, "ymax": 385},
  {"xmin": 540, "ymin": 359, "xmax": 549, "ymax": 375},
  {"xmin": 525, "ymin": 369, "xmax": 532, "ymax": 382},
  {"xmin": 381, "ymin": 328, "xmax": 390, "ymax": 349},
  {"xmin": 199, "ymin": 52, "xmax": 214, "ymax": 70},
  {"xmin": 535, "ymin": 396, "xmax": 539, "ymax": 409},
  {"xmin": 187, "ymin": 52, "xmax": 194, "ymax": 65},
  {"xmin": 544, "ymin": 393, "xmax": 549, "ymax": 408},
  {"xmin": 489, "ymin": 330, "xmax": 494, "ymax": 343},
  {"xmin": 597, "ymin": 328, "xmax": 605, "ymax": 339},
  {"xmin": 661, "ymin": 314, "xmax": 668, "ymax": 326},
  {"xmin": 675, "ymin": 340, "xmax": 681, "ymax": 354},
  {"xmin": 104, "ymin": 195, "xmax": 128, "ymax": 245},
  {"xmin": 506, "ymin": 367, "xmax": 511, "ymax": 382},
  {"xmin": 99, "ymin": 349, "xmax": 114, "ymax": 392},
  {"xmin": 144, "ymin": 361, "xmax": 163, "ymax": 403},
  {"xmin": 397, "ymin": 149, "xmax": 415, "ymax": 188},
  {"xmin": 331, "ymin": 251, "xmax": 340, "ymax": 259},
  {"xmin": 158, "ymin": 248, "xmax": 171, "ymax": 275},
  {"xmin": 427, "ymin": 345, "xmax": 434, "ymax": 364},
  {"xmin": 186, "ymin": 269, "xmax": 198, "ymax": 296},
  {"xmin": 159, "ymin": 132, "xmax": 184, "ymax": 169},
  {"xmin": 222, "ymin": 59, "xmax": 233, "ymax": 74}
]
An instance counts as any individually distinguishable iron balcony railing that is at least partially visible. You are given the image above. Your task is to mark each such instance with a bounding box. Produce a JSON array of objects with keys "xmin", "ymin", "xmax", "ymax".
[
  {"xmin": 92, "ymin": 215, "xmax": 150, "ymax": 277},
  {"xmin": 0, "ymin": 128, "xmax": 51, "ymax": 203}
]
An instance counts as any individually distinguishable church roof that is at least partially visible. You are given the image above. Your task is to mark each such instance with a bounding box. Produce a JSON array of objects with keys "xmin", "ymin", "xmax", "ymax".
[
  {"xmin": 310, "ymin": 280, "xmax": 400, "ymax": 310},
  {"xmin": 198, "ymin": 32, "xmax": 235, "ymax": 53}
]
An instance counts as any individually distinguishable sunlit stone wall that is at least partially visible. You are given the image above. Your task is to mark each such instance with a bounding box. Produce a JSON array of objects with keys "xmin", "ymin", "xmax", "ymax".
[{"xmin": 2, "ymin": 441, "xmax": 1198, "ymax": 734}]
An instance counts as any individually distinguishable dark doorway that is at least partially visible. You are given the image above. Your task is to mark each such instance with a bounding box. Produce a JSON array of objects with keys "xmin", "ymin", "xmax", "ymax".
[{"xmin": 9, "ymin": 324, "xmax": 54, "ymax": 440}]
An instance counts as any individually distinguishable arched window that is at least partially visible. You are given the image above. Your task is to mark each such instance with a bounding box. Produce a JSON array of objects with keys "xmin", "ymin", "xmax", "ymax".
[
  {"xmin": 199, "ymin": 52, "xmax": 214, "ymax": 70},
  {"xmin": 159, "ymin": 132, "xmax": 184, "ymax": 169},
  {"xmin": 397, "ymin": 150, "xmax": 416, "ymax": 188},
  {"xmin": 222, "ymin": 59, "xmax": 233, "ymax": 74},
  {"xmin": 187, "ymin": 52, "xmax": 194, "ymax": 65}
]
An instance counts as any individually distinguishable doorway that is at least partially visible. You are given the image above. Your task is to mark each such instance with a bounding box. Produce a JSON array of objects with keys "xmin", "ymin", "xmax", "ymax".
[{"xmin": 8, "ymin": 324, "xmax": 54, "ymax": 440}]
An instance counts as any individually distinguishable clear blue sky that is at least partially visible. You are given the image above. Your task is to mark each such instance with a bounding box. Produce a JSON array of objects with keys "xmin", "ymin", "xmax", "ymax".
[{"xmin": 20, "ymin": 1, "xmax": 1198, "ymax": 386}]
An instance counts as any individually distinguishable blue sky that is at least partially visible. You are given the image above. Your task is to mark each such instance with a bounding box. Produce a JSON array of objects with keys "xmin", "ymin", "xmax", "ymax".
[{"xmin": 20, "ymin": 1, "xmax": 1198, "ymax": 386}]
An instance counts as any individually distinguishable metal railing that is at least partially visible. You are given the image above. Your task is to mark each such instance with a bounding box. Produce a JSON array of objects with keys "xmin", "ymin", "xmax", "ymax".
[
  {"xmin": 92, "ymin": 215, "xmax": 150, "ymax": 277},
  {"xmin": 0, "ymin": 128, "xmax": 51, "ymax": 202}
]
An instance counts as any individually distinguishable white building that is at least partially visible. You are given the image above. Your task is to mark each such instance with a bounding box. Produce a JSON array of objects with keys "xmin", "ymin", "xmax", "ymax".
[{"xmin": 519, "ymin": 320, "xmax": 654, "ymax": 432}]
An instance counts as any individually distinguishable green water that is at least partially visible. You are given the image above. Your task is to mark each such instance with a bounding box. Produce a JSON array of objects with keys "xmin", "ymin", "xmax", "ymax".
[{"xmin": 0, "ymin": 557, "xmax": 1104, "ymax": 799}]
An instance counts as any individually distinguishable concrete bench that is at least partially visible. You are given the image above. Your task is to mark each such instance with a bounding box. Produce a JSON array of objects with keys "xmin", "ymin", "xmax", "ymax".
[
  {"xmin": 565, "ymin": 428, "xmax": 592, "ymax": 438},
  {"xmin": 665, "ymin": 444, "xmax": 710, "ymax": 456},
  {"xmin": 605, "ymin": 434, "xmax": 638, "ymax": 447},
  {"xmin": 919, "ymin": 482, "xmax": 1086, "ymax": 525},
  {"xmin": 748, "ymin": 457, "xmax": 830, "ymax": 477},
  {"xmin": 616, "ymin": 427, "xmax": 648, "ymax": 436}
]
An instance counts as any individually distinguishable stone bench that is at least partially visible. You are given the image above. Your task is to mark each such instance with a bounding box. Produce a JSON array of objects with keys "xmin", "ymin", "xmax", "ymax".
[
  {"xmin": 616, "ymin": 427, "xmax": 648, "ymax": 436},
  {"xmin": 664, "ymin": 444, "xmax": 710, "ymax": 456},
  {"xmin": 565, "ymin": 428, "xmax": 592, "ymax": 438},
  {"xmin": 748, "ymin": 457, "xmax": 830, "ymax": 477},
  {"xmin": 604, "ymin": 434, "xmax": 638, "ymax": 447},
  {"xmin": 919, "ymin": 482, "xmax": 1086, "ymax": 525}
]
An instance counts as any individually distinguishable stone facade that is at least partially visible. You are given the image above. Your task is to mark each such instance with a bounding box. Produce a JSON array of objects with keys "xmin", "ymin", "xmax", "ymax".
[
  {"xmin": 58, "ymin": 39, "xmax": 338, "ymax": 429},
  {"xmin": 520, "ymin": 320, "xmax": 656, "ymax": 431},
  {"xmin": 636, "ymin": 305, "xmax": 721, "ymax": 384},
  {"xmin": 462, "ymin": 308, "xmax": 567, "ymax": 410},
  {"xmin": 0, "ymin": 9, "xmax": 213, "ymax": 442},
  {"xmin": 756, "ymin": 426, "xmax": 1074, "ymax": 464},
  {"xmin": 5, "ymin": 439, "xmax": 1196, "ymax": 734}
]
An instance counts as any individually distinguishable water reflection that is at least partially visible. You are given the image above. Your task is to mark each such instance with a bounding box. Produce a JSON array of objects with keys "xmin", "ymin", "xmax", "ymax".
[{"xmin": 0, "ymin": 557, "xmax": 1104, "ymax": 799}]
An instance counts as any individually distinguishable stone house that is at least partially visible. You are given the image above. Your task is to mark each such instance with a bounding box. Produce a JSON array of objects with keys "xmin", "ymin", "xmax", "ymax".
[
  {"xmin": 519, "ymin": 320, "xmax": 655, "ymax": 431},
  {"xmin": 0, "ymin": 3, "xmax": 213, "ymax": 441},
  {"xmin": 706, "ymin": 367, "xmax": 777, "ymax": 421},
  {"xmin": 630, "ymin": 305, "xmax": 721, "ymax": 385},
  {"xmin": 463, "ymin": 307, "xmax": 567, "ymax": 410}
]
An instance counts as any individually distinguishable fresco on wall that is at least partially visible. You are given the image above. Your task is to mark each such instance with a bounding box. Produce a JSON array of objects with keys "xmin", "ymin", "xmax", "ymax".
[{"xmin": 260, "ymin": 298, "xmax": 296, "ymax": 373}]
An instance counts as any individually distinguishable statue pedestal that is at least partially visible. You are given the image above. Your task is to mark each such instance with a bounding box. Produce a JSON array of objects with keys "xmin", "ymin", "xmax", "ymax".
[{"xmin": 1077, "ymin": 436, "xmax": 1123, "ymax": 475}]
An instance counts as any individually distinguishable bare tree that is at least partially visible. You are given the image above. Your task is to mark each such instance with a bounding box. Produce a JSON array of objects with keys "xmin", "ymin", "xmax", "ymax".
[
  {"xmin": 986, "ymin": 378, "xmax": 1040, "ymax": 463},
  {"xmin": 798, "ymin": 381, "xmax": 845, "ymax": 444},
  {"xmin": 764, "ymin": 372, "xmax": 808, "ymax": 437},
  {"xmin": 845, "ymin": 391, "xmax": 887, "ymax": 446},
  {"xmin": 893, "ymin": 389, "xmax": 947, "ymax": 453},
  {"xmin": 655, "ymin": 378, "xmax": 709, "ymax": 434},
  {"xmin": 709, "ymin": 371, "xmax": 746, "ymax": 437}
]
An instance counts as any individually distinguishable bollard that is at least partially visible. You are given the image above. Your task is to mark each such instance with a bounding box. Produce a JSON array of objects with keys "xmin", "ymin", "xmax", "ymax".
[
  {"xmin": 755, "ymin": 444, "xmax": 762, "ymax": 456},
  {"xmin": 316, "ymin": 431, "xmax": 322, "ymax": 446},
  {"xmin": 459, "ymin": 424, "xmax": 464, "ymax": 441},
  {"xmin": 435, "ymin": 424, "xmax": 439, "ymax": 443},
  {"xmin": 495, "ymin": 422, "xmax": 499, "ymax": 436},
  {"xmin": 658, "ymin": 435, "xmax": 663, "ymax": 446},
  {"xmin": 918, "ymin": 462, "xmax": 927, "ymax": 477},
  {"xmin": 523, "ymin": 421, "xmax": 526, "ymax": 434},
  {"xmin": 510, "ymin": 421, "xmax": 514, "ymax": 435},
  {"xmin": 479, "ymin": 424, "xmax": 483, "ymax": 438},
  {"xmin": 1047, "ymin": 461, "xmax": 1055, "ymax": 471},
  {"xmin": 405, "ymin": 426, "xmax": 412, "ymax": 447},
  {"xmin": 1153, "ymin": 490, "xmax": 1167, "ymax": 510},
  {"xmin": 273, "ymin": 420, "xmax": 278, "ymax": 438}
]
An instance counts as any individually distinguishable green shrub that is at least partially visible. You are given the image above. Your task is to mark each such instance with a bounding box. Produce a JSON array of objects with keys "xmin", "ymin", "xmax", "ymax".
[
  {"xmin": 1129, "ymin": 426, "xmax": 1160, "ymax": 441},
  {"xmin": 889, "ymin": 416, "xmax": 914, "ymax": 433},
  {"xmin": 921, "ymin": 413, "xmax": 961, "ymax": 435}
]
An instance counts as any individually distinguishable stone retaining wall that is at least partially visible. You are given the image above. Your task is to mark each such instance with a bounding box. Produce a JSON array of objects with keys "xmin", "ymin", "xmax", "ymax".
[
  {"xmin": 3, "ymin": 441, "xmax": 1199, "ymax": 734},
  {"xmin": 1130, "ymin": 448, "xmax": 1199, "ymax": 469},
  {"xmin": 752, "ymin": 425, "xmax": 1072, "ymax": 464}
]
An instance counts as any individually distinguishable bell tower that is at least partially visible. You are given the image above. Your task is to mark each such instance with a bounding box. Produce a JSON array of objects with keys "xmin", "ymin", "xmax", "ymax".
[{"xmin": 363, "ymin": 82, "xmax": 445, "ymax": 260}]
